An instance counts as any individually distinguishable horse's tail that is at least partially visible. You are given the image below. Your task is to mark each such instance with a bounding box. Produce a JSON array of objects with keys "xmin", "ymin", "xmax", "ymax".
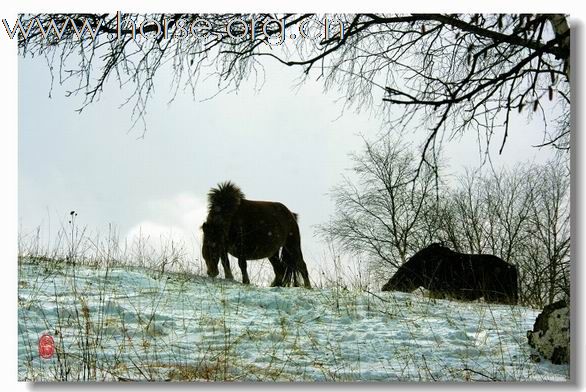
[
  {"xmin": 281, "ymin": 248, "xmax": 302, "ymax": 288},
  {"xmin": 207, "ymin": 181, "xmax": 245, "ymax": 219},
  {"xmin": 281, "ymin": 213, "xmax": 311, "ymax": 288}
]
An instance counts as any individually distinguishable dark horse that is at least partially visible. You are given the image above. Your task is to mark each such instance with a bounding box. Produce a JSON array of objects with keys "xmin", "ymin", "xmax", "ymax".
[
  {"xmin": 382, "ymin": 243, "xmax": 518, "ymax": 304},
  {"xmin": 201, "ymin": 181, "xmax": 311, "ymax": 288}
]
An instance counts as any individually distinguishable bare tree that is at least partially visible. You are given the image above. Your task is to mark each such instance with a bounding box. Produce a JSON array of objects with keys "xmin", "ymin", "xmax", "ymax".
[
  {"xmin": 318, "ymin": 136, "xmax": 436, "ymax": 282},
  {"xmin": 478, "ymin": 166, "xmax": 534, "ymax": 263},
  {"xmin": 450, "ymin": 171, "xmax": 489, "ymax": 253},
  {"xmin": 13, "ymin": 13, "xmax": 570, "ymax": 163},
  {"xmin": 523, "ymin": 161, "xmax": 570, "ymax": 305},
  {"xmin": 440, "ymin": 164, "xmax": 569, "ymax": 305}
]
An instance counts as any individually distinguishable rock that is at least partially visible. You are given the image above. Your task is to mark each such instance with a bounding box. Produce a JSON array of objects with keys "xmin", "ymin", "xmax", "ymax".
[{"xmin": 527, "ymin": 300, "xmax": 570, "ymax": 365}]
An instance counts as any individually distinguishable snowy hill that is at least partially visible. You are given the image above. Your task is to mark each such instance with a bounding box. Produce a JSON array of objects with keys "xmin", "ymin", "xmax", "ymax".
[{"xmin": 18, "ymin": 261, "xmax": 569, "ymax": 382}]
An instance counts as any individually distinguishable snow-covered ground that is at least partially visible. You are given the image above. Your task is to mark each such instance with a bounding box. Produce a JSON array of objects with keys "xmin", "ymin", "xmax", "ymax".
[{"xmin": 18, "ymin": 261, "xmax": 569, "ymax": 382}]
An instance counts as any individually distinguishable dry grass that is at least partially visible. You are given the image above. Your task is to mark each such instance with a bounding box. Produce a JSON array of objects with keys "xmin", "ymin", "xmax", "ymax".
[{"xmin": 17, "ymin": 223, "xmax": 567, "ymax": 382}]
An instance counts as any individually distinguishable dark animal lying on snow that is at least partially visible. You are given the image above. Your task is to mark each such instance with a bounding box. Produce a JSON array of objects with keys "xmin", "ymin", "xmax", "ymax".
[
  {"xmin": 381, "ymin": 243, "xmax": 518, "ymax": 304},
  {"xmin": 201, "ymin": 181, "xmax": 311, "ymax": 288}
]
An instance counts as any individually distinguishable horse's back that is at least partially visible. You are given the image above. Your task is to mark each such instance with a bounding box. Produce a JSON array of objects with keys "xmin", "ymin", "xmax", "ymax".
[
  {"xmin": 238, "ymin": 199, "xmax": 297, "ymax": 226},
  {"xmin": 452, "ymin": 252, "xmax": 517, "ymax": 303},
  {"xmin": 423, "ymin": 249, "xmax": 516, "ymax": 302},
  {"xmin": 227, "ymin": 199, "xmax": 298, "ymax": 260}
]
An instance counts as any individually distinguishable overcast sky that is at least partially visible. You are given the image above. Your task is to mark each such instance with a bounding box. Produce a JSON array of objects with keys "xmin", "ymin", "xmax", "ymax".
[{"xmin": 18, "ymin": 47, "xmax": 557, "ymax": 275}]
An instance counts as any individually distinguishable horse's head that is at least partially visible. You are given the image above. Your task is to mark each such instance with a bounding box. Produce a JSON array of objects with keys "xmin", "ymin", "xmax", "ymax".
[
  {"xmin": 201, "ymin": 220, "xmax": 225, "ymax": 278},
  {"xmin": 382, "ymin": 265, "xmax": 421, "ymax": 292},
  {"xmin": 382, "ymin": 244, "xmax": 450, "ymax": 292},
  {"xmin": 389, "ymin": 243, "xmax": 452, "ymax": 290}
]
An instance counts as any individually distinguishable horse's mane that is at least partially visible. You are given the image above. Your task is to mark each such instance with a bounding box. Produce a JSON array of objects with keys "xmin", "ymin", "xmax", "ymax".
[{"xmin": 207, "ymin": 181, "xmax": 245, "ymax": 217}]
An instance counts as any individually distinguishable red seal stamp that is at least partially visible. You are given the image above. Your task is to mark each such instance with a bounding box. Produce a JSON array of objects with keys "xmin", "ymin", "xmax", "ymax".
[{"xmin": 38, "ymin": 333, "xmax": 55, "ymax": 359}]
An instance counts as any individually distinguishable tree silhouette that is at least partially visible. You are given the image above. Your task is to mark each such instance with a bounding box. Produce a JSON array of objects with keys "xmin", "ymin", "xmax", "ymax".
[{"xmin": 14, "ymin": 13, "xmax": 570, "ymax": 169}]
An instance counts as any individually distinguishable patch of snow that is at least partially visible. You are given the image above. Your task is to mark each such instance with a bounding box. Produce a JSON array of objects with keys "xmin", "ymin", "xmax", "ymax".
[{"xmin": 18, "ymin": 262, "xmax": 569, "ymax": 382}]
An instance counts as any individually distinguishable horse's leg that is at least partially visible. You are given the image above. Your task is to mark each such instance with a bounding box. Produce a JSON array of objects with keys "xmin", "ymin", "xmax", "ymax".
[
  {"xmin": 220, "ymin": 253, "xmax": 234, "ymax": 280},
  {"xmin": 281, "ymin": 246, "xmax": 296, "ymax": 287},
  {"xmin": 234, "ymin": 221, "xmax": 250, "ymax": 284},
  {"xmin": 238, "ymin": 258, "xmax": 250, "ymax": 284},
  {"xmin": 268, "ymin": 253, "xmax": 285, "ymax": 287}
]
